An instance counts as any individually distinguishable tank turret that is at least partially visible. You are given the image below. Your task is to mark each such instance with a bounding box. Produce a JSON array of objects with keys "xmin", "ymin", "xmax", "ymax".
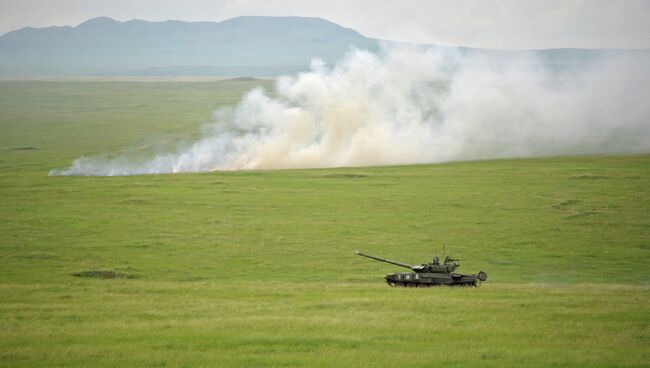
[{"xmin": 355, "ymin": 250, "xmax": 487, "ymax": 287}]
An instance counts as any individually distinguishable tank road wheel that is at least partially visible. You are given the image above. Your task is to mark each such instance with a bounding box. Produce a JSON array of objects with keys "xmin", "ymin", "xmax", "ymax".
[
  {"xmin": 395, "ymin": 282, "xmax": 405, "ymax": 287},
  {"xmin": 406, "ymin": 283, "xmax": 416, "ymax": 288},
  {"xmin": 386, "ymin": 281, "xmax": 396, "ymax": 287},
  {"xmin": 477, "ymin": 271, "xmax": 488, "ymax": 282}
]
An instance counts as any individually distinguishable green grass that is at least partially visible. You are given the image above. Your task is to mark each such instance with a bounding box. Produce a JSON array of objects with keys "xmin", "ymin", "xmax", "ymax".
[{"xmin": 0, "ymin": 80, "xmax": 649, "ymax": 367}]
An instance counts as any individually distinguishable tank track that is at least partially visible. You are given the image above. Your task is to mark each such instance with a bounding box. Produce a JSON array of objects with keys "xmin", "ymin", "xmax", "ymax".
[{"xmin": 387, "ymin": 280, "xmax": 477, "ymax": 287}]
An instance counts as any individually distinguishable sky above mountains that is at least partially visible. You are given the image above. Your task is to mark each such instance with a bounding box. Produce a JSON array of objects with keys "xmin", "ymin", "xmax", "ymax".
[{"xmin": 1, "ymin": 0, "xmax": 649, "ymax": 49}]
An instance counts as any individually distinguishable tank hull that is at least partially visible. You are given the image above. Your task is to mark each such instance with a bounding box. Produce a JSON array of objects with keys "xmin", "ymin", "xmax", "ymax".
[{"xmin": 385, "ymin": 272, "xmax": 479, "ymax": 287}]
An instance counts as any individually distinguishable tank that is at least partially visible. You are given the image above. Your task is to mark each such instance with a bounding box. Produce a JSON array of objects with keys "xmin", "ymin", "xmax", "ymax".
[{"xmin": 354, "ymin": 250, "xmax": 487, "ymax": 287}]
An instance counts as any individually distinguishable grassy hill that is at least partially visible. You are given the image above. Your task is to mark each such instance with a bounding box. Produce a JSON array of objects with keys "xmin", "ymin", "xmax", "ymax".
[{"xmin": 0, "ymin": 80, "xmax": 648, "ymax": 366}]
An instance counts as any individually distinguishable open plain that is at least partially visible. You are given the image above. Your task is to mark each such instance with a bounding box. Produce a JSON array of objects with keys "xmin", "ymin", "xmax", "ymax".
[{"xmin": 0, "ymin": 80, "xmax": 648, "ymax": 367}]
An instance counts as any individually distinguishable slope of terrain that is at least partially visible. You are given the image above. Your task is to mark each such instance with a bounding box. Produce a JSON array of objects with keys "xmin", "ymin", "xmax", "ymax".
[{"xmin": 0, "ymin": 80, "xmax": 648, "ymax": 367}]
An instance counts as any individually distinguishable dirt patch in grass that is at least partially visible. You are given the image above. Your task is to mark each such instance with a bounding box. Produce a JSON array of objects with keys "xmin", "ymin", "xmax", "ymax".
[
  {"xmin": 116, "ymin": 198, "xmax": 153, "ymax": 205},
  {"xmin": 71, "ymin": 270, "xmax": 137, "ymax": 279},
  {"xmin": 552, "ymin": 199, "xmax": 579, "ymax": 209},
  {"xmin": 1, "ymin": 146, "xmax": 37, "ymax": 151},
  {"xmin": 16, "ymin": 253, "xmax": 58, "ymax": 260}
]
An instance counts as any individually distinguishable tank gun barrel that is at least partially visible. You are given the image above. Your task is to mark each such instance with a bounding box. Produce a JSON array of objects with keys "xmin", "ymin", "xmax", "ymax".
[{"xmin": 354, "ymin": 251, "xmax": 414, "ymax": 270}]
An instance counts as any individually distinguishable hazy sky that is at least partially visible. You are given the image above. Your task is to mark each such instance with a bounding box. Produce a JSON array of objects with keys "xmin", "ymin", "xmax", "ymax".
[{"xmin": 1, "ymin": 0, "xmax": 649, "ymax": 49}]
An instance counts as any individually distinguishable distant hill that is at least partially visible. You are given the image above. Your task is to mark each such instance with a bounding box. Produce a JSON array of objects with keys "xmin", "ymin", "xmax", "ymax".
[
  {"xmin": 0, "ymin": 16, "xmax": 648, "ymax": 76},
  {"xmin": 0, "ymin": 16, "xmax": 379, "ymax": 76}
]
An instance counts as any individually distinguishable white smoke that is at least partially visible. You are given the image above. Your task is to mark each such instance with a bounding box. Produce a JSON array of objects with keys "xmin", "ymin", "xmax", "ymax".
[{"xmin": 50, "ymin": 45, "xmax": 650, "ymax": 176}]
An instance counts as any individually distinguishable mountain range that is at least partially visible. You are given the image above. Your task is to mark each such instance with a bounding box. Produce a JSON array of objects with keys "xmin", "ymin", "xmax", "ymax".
[{"xmin": 0, "ymin": 16, "xmax": 647, "ymax": 76}]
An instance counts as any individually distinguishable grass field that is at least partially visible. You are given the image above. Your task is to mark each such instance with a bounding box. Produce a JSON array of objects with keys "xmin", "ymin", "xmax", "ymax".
[{"xmin": 1, "ymin": 80, "xmax": 649, "ymax": 367}]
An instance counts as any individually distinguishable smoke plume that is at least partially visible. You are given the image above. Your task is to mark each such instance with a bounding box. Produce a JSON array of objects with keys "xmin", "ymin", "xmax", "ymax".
[{"xmin": 50, "ymin": 46, "xmax": 650, "ymax": 176}]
